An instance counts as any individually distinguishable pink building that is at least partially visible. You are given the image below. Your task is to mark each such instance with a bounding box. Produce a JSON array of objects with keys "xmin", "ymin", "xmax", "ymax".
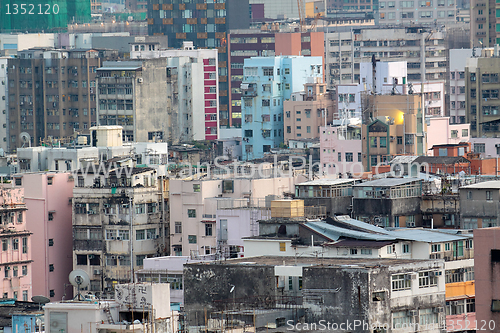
[
  {"xmin": 0, "ymin": 185, "xmax": 32, "ymax": 301},
  {"xmin": 474, "ymin": 227, "xmax": 500, "ymax": 327},
  {"xmin": 320, "ymin": 124, "xmax": 362, "ymax": 176},
  {"xmin": 426, "ymin": 117, "xmax": 470, "ymax": 156},
  {"xmin": 15, "ymin": 173, "xmax": 74, "ymax": 301}
]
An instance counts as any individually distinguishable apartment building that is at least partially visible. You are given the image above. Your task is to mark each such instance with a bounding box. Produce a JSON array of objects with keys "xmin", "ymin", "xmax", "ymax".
[
  {"xmin": 283, "ymin": 81, "xmax": 334, "ymax": 144},
  {"xmin": 241, "ymin": 56, "xmax": 323, "ymax": 160},
  {"xmin": 427, "ymin": 117, "xmax": 470, "ymax": 154},
  {"xmin": 0, "ymin": 186, "xmax": 32, "ymax": 301},
  {"xmin": 465, "ymin": 53, "xmax": 500, "ymax": 138},
  {"xmin": 15, "ymin": 172, "xmax": 74, "ymax": 301},
  {"xmin": 319, "ymin": 124, "xmax": 362, "ymax": 176},
  {"xmin": 228, "ymin": 31, "xmax": 324, "ymax": 127},
  {"xmin": 362, "ymin": 94, "xmax": 426, "ymax": 170},
  {"xmin": 184, "ymin": 255, "xmax": 446, "ymax": 332},
  {"xmin": 147, "ymin": 0, "xmax": 250, "ymax": 128},
  {"xmin": 325, "ymin": 27, "xmax": 446, "ymax": 87},
  {"xmin": 72, "ymin": 166, "xmax": 166, "ymax": 296},
  {"xmin": 168, "ymin": 177, "xmax": 296, "ymax": 258},
  {"xmin": 460, "ymin": 181, "xmax": 500, "ymax": 229},
  {"xmin": 97, "ymin": 60, "xmax": 171, "ymax": 143},
  {"xmin": 378, "ymin": 0, "xmax": 456, "ymax": 25},
  {"xmin": 130, "ymin": 41, "xmax": 219, "ymax": 142},
  {"xmin": 0, "ymin": 57, "xmax": 8, "ymax": 152},
  {"xmin": 449, "ymin": 49, "xmax": 473, "ymax": 124},
  {"xmin": 470, "ymin": 0, "xmax": 496, "ymax": 47},
  {"xmin": 7, "ymin": 49, "xmax": 100, "ymax": 152}
]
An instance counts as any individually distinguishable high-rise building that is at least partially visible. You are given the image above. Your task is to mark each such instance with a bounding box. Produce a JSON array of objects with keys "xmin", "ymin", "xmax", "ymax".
[
  {"xmin": 228, "ymin": 30, "xmax": 324, "ymax": 127},
  {"xmin": 130, "ymin": 41, "xmax": 219, "ymax": 142},
  {"xmin": 241, "ymin": 56, "xmax": 323, "ymax": 160},
  {"xmin": 147, "ymin": 0, "xmax": 250, "ymax": 128},
  {"xmin": 465, "ymin": 52, "xmax": 500, "ymax": 137},
  {"xmin": 7, "ymin": 49, "xmax": 100, "ymax": 152},
  {"xmin": 0, "ymin": 57, "xmax": 9, "ymax": 152},
  {"xmin": 470, "ymin": 0, "xmax": 495, "ymax": 47}
]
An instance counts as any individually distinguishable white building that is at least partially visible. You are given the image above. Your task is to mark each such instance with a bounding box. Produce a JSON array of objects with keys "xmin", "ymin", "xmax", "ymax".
[
  {"xmin": 325, "ymin": 27, "xmax": 447, "ymax": 87},
  {"xmin": 169, "ymin": 176, "xmax": 298, "ymax": 257},
  {"xmin": 449, "ymin": 49, "xmax": 473, "ymax": 124},
  {"xmin": 130, "ymin": 41, "xmax": 219, "ymax": 142},
  {"xmin": 0, "ymin": 33, "xmax": 56, "ymax": 55},
  {"xmin": 378, "ymin": 0, "xmax": 456, "ymax": 25}
]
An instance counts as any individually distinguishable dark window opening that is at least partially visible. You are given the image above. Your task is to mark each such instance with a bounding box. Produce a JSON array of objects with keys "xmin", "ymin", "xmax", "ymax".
[{"xmin": 491, "ymin": 249, "xmax": 500, "ymax": 262}]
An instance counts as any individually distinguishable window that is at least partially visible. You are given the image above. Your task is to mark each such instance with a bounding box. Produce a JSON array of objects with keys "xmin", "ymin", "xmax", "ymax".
[
  {"xmin": 403, "ymin": 243, "xmax": 410, "ymax": 253},
  {"xmin": 136, "ymin": 229, "xmax": 145, "ymax": 240},
  {"xmin": 392, "ymin": 274, "xmax": 411, "ymax": 291},
  {"xmin": 22, "ymin": 265, "xmax": 27, "ymax": 276},
  {"xmin": 487, "ymin": 190, "xmax": 493, "ymax": 200},
  {"xmin": 445, "ymin": 269, "xmax": 464, "ymax": 283},
  {"xmin": 361, "ymin": 248, "xmax": 372, "ymax": 255},
  {"xmin": 47, "ymin": 177, "xmax": 53, "ymax": 185},
  {"xmin": 48, "ymin": 212, "xmax": 54, "ymax": 221},
  {"xmin": 13, "ymin": 266, "xmax": 18, "ymax": 277},
  {"xmin": 262, "ymin": 67, "xmax": 274, "ymax": 76},
  {"xmin": 49, "ymin": 239, "xmax": 54, "ymax": 246},
  {"xmin": 135, "ymin": 203, "xmax": 145, "ymax": 214},
  {"xmin": 49, "ymin": 264, "xmax": 54, "ymax": 272},
  {"xmin": 136, "ymin": 255, "xmax": 146, "ymax": 266},
  {"xmin": 2, "ymin": 240, "xmax": 7, "ymax": 251},
  {"xmin": 474, "ymin": 143, "xmax": 486, "ymax": 153},
  {"xmin": 22, "ymin": 290, "xmax": 28, "ymax": 301},
  {"xmin": 358, "ymin": 153, "xmax": 362, "ymax": 162},
  {"xmin": 419, "ymin": 308, "xmax": 438, "ymax": 326},
  {"xmin": 188, "ymin": 235, "xmax": 197, "ymax": 244},
  {"xmin": 12, "ymin": 238, "xmax": 18, "ymax": 250},
  {"xmin": 467, "ymin": 191, "xmax": 472, "ymax": 199},
  {"xmin": 380, "ymin": 137, "xmax": 387, "ymax": 148},
  {"xmin": 205, "ymin": 223, "xmax": 213, "ymax": 236},
  {"xmin": 193, "ymin": 184, "xmax": 200, "ymax": 192},
  {"xmin": 188, "ymin": 209, "xmax": 196, "ymax": 218},
  {"xmin": 4, "ymin": 267, "xmax": 9, "ymax": 278},
  {"xmin": 175, "ymin": 222, "xmax": 182, "ymax": 234},
  {"xmin": 419, "ymin": 271, "xmax": 438, "ymax": 288},
  {"xmin": 146, "ymin": 228, "xmax": 157, "ymax": 239},
  {"xmin": 22, "ymin": 237, "xmax": 27, "ymax": 254},
  {"xmin": 279, "ymin": 242, "xmax": 286, "ymax": 252},
  {"xmin": 431, "ymin": 244, "xmax": 441, "ymax": 252},
  {"xmin": 462, "ymin": 129, "xmax": 468, "ymax": 137}
]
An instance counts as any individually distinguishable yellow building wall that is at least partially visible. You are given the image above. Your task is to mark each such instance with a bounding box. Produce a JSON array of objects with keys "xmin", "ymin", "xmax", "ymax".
[{"xmin": 445, "ymin": 281, "xmax": 475, "ymax": 299}]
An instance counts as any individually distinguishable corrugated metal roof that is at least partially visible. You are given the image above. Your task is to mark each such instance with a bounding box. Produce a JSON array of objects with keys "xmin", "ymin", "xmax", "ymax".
[
  {"xmin": 353, "ymin": 177, "xmax": 421, "ymax": 187},
  {"xmin": 388, "ymin": 228, "xmax": 472, "ymax": 242},
  {"xmin": 296, "ymin": 179, "xmax": 357, "ymax": 186},
  {"xmin": 326, "ymin": 239, "xmax": 396, "ymax": 248},
  {"xmin": 413, "ymin": 156, "xmax": 470, "ymax": 164},
  {"xmin": 390, "ymin": 155, "xmax": 419, "ymax": 164},
  {"xmin": 304, "ymin": 221, "xmax": 396, "ymax": 241},
  {"xmin": 304, "ymin": 220, "xmax": 471, "ymax": 244},
  {"xmin": 462, "ymin": 180, "xmax": 500, "ymax": 189},
  {"xmin": 97, "ymin": 67, "xmax": 141, "ymax": 71},
  {"xmin": 334, "ymin": 215, "xmax": 392, "ymax": 234}
]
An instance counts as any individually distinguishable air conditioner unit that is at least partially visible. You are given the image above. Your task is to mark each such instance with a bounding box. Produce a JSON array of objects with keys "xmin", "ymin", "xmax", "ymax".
[
  {"xmin": 411, "ymin": 273, "xmax": 418, "ymax": 279},
  {"xmin": 117, "ymin": 255, "xmax": 124, "ymax": 260},
  {"xmin": 429, "ymin": 271, "xmax": 438, "ymax": 277},
  {"xmin": 94, "ymin": 269, "xmax": 101, "ymax": 275},
  {"xmin": 110, "ymin": 237, "xmax": 115, "ymax": 240},
  {"xmin": 9, "ymin": 212, "xmax": 14, "ymax": 217},
  {"xmin": 88, "ymin": 254, "xmax": 95, "ymax": 259},
  {"xmin": 433, "ymin": 307, "xmax": 444, "ymax": 313},
  {"xmin": 116, "ymin": 236, "xmax": 122, "ymax": 240},
  {"xmin": 407, "ymin": 310, "xmax": 417, "ymax": 317},
  {"xmin": 451, "ymin": 301, "xmax": 459, "ymax": 306},
  {"xmin": 111, "ymin": 255, "xmax": 116, "ymax": 259},
  {"xmin": 137, "ymin": 78, "xmax": 143, "ymax": 83},
  {"xmin": 374, "ymin": 217, "xmax": 381, "ymax": 223},
  {"xmin": 110, "ymin": 183, "xmax": 117, "ymax": 187},
  {"xmin": 404, "ymin": 274, "xmax": 412, "ymax": 280},
  {"xmin": 400, "ymin": 41, "xmax": 406, "ymax": 46}
]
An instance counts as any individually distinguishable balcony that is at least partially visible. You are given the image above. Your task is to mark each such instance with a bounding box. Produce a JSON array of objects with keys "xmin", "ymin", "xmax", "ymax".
[
  {"xmin": 476, "ymin": 31, "xmax": 486, "ymax": 36},
  {"xmin": 240, "ymin": 83, "xmax": 257, "ymax": 97}
]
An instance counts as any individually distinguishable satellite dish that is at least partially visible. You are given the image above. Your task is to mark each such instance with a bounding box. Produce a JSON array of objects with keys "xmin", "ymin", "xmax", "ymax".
[
  {"xmin": 19, "ymin": 132, "xmax": 31, "ymax": 148},
  {"xmin": 69, "ymin": 269, "xmax": 90, "ymax": 300},
  {"xmin": 31, "ymin": 295, "xmax": 50, "ymax": 304}
]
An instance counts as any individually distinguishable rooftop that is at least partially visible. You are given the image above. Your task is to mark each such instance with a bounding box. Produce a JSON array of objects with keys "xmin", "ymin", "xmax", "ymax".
[
  {"xmin": 413, "ymin": 156, "xmax": 470, "ymax": 165},
  {"xmin": 296, "ymin": 178, "xmax": 357, "ymax": 186},
  {"xmin": 353, "ymin": 177, "xmax": 421, "ymax": 187},
  {"xmin": 188, "ymin": 255, "xmax": 431, "ymax": 267},
  {"xmin": 462, "ymin": 180, "xmax": 500, "ymax": 189}
]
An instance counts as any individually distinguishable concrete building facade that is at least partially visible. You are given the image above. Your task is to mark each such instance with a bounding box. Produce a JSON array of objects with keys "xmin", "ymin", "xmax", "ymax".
[
  {"xmin": 449, "ymin": 49, "xmax": 473, "ymax": 124},
  {"xmin": 283, "ymin": 81, "xmax": 334, "ymax": 144},
  {"xmin": 460, "ymin": 180, "xmax": 500, "ymax": 229},
  {"xmin": 320, "ymin": 124, "xmax": 362, "ymax": 176},
  {"xmin": 426, "ymin": 117, "xmax": 470, "ymax": 155},
  {"xmin": 7, "ymin": 49, "xmax": 100, "ymax": 151},
  {"xmin": 0, "ymin": 186, "xmax": 32, "ymax": 302},
  {"xmin": 130, "ymin": 41, "xmax": 219, "ymax": 142},
  {"xmin": 16, "ymin": 172, "xmax": 74, "ymax": 301},
  {"xmin": 241, "ymin": 56, "xmax": 323, "ymax": 160},
  {"xmin": 72, "ymin": 166, "xmax": 167, "ymax": 296}
]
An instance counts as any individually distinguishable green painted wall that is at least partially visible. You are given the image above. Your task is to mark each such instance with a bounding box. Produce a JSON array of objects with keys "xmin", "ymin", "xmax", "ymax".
[{"xmin": 1, "ymin": 0, "xmax": 90, "ymax": 32}]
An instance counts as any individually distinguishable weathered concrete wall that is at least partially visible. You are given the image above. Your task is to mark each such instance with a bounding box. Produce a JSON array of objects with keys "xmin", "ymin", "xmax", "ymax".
[
  {"xmin": 302, "ymin": 266, "xmax": 370, "ymax": 326},
  {"xmin": 183, "ymin": 263, "xmax": 276, "ymax": 326},
  {"xmin": 301, "ymin": 197, "xmax": 352, "ymax": 216}
]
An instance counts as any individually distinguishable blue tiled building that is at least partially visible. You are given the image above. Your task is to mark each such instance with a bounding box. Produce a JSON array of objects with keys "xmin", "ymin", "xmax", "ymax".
[{"xmin": 241, "ymin": 56, "xmax": 323, "ymax": 160}]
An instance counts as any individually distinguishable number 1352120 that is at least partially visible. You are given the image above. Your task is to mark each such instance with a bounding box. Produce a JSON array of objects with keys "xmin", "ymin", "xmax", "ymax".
[{"xmin": 4, "ymin": 4, "xmax": 60, "ymax": 15}]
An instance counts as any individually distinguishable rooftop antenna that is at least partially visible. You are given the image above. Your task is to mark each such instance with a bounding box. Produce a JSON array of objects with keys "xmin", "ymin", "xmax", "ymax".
[
  {"xmin": 31, "ymin": 295, "xmax": 50, "ymax": 310},
  {"xmin": 69, "ymin": 269, "xmax": 90, "ymax": 301}
]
